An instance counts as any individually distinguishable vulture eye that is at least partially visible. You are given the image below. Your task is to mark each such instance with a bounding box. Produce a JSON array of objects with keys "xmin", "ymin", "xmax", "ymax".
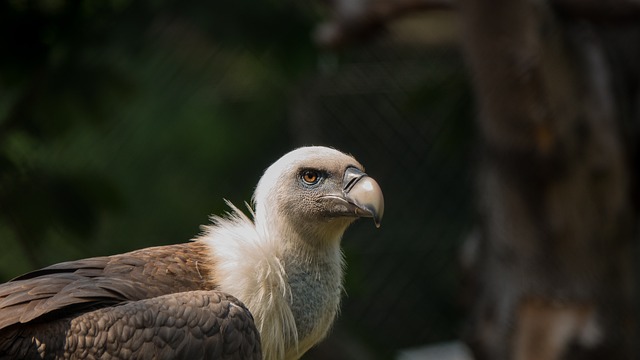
[{"xmin": 301, "ymin": 169, "xmax": 322, "ymax": 186}]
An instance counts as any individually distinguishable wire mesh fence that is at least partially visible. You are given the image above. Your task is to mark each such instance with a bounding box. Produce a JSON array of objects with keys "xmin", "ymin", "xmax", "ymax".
[{"xmin": 290, "ymin": 38, "xmax": 476, "ymax": 358}]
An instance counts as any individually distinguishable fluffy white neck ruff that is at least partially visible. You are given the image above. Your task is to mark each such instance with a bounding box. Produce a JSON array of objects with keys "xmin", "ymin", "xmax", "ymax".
[{"xmin": 199, "ymin": 201, "xmax": 345, "ymax": 360}]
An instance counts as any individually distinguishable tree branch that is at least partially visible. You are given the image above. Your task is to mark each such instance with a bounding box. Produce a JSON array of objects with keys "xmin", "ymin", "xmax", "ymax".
[
  {"xmin": 315, "ymin": 0, "xmax": 640, "ymax": 48},
  {"xmin": 314, "ymin": 0, "xmax": 454, "ymax": 48}
]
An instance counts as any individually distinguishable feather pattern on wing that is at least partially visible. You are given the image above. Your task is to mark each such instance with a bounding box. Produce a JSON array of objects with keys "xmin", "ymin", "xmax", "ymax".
[
  {"xmin": 0, "ymin": 242, "xmax": 215, "ymax": 331},
  {"xmin": 0, "ymin": 290, "xmax": 261, "ymax": 359}
]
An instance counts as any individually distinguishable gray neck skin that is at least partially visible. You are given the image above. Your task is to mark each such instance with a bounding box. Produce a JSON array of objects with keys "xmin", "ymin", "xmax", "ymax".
[
  {"xmin": 260, "ymin": 203, "xmax": 350, "ymax": 357},
  {"xmin": 281, "ymin": 243, "xmax": 343, "ymax": 353}
]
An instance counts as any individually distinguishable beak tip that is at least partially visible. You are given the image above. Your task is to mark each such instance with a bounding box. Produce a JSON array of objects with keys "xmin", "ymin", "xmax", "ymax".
[
  {"xmin": 371, "ymin": 206, "xmax": 383, "ymax": 228},
  {"xmin": 373, "ymin": 208, "xmax": 383, "ymax": 228}
]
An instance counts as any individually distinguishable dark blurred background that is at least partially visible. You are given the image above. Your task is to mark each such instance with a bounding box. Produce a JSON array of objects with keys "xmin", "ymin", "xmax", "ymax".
[{"xmin": 0, "ymin": 1, "xmax": 472, "ymax": 358}]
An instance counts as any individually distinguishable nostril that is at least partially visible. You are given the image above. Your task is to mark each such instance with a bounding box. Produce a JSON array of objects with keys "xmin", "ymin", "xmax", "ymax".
[
  {"xmin": 343, "ymin": 167, "xmax": 366, "ymax": 192},
  {"xmin": 343, "ymin": 176, "xmax": 360, "ymax": 192}
]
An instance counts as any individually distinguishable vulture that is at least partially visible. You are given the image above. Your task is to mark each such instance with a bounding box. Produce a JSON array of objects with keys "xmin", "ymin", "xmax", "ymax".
[{"xmin": 0, "ymin": 146, "xmax": 384, "ymax": 360}]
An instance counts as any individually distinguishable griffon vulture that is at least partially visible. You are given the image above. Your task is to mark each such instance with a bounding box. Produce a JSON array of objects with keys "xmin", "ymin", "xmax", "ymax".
[{"xmin": 0, "ymin": 146, "xmax": 384, "ymax": 360}]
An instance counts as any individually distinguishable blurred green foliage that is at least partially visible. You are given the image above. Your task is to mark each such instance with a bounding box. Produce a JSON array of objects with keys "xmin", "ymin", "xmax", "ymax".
[{"xmin": 0, "ymin": 0, "xmax": 319, "ymax": 277}]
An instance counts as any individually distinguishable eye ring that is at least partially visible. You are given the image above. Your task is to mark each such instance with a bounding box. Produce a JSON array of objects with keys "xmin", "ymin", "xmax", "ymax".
[{"xmin": 301, "ymin": 169, "xmax": 322, "ymax": 186}]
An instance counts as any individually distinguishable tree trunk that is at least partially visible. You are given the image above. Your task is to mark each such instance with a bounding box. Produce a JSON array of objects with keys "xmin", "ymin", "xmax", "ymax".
[{"xmin": 460, "ymin": 0, "xmax": 636, "ymax": 359}]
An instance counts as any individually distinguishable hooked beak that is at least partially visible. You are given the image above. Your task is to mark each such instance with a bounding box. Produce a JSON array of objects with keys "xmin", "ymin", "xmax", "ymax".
[{"xmin": 342, "ymin": 167, "xmax": 385, "ymax": 228}]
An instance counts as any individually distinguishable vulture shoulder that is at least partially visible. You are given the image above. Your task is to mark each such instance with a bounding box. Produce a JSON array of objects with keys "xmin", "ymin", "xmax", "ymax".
[{"xmin": 0, "ymin": 242, "xmax": 214, "ymax": 331}]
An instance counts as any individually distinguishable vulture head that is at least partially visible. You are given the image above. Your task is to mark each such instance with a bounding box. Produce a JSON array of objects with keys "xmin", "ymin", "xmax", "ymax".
[
  {"xmin": 205, "ymin": 146, "xmax": 384, "ymax": 359},
  {"xmin": 253, "ymin": 146, "xmax": 384, "ymax": 249}
]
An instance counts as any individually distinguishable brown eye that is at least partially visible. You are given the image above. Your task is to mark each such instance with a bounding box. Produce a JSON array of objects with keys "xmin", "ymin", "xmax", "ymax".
[{"xmin": 301, "ymin": 170, "xmax": 321, "ymax": 185}]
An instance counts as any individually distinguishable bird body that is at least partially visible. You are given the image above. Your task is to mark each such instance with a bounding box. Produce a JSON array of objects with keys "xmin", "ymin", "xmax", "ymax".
[{"xmin": 0, "ymin": 146, "xmax": 384, "ymax": 359}]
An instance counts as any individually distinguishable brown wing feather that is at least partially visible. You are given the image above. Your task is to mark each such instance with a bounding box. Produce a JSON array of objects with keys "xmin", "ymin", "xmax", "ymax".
[
  {"xmin": 0, "ymin": 290, "xmax": 261, "ymax": 359},
  {"xmin": 0, "ymin": 241, "xmax": 215, "ymax": 331}
]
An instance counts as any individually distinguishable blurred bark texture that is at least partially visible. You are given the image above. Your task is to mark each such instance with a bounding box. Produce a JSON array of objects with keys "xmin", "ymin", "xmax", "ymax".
[
  {"xmin": 317, "ymin": 0, "xmax": 640, "ymax": 359},
  {"xmin": 460, "ymin": 1, "xmax": 637, "ymax": 359}
]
